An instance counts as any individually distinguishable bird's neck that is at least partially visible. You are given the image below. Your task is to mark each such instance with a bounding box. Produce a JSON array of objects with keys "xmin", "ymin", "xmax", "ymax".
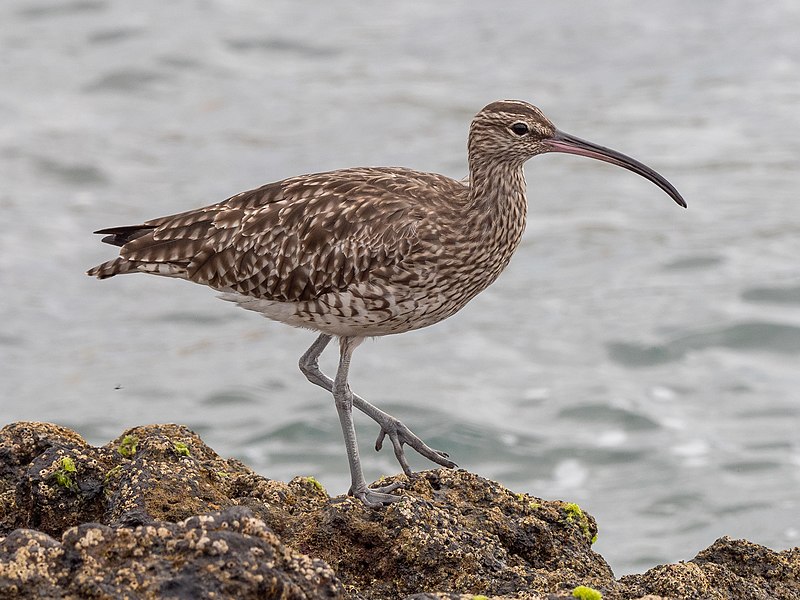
[
  {"xmin": 466, "ymin": 158, "xmax": 528, "ymax": 243},
  {"xmin": 455, "ymin": 157, "xmax": 528, "ymax": 288}
]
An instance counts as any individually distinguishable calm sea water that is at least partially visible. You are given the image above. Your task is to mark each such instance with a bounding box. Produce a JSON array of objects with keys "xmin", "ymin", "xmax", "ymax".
[{"xmin": 2, "ymin": 0, "xmax": 799, "ymax": 575}]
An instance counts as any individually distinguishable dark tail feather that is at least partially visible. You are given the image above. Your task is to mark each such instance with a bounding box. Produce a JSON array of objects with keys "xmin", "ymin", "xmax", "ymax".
[{"xmin": 93, "ymin": 225, "xmax": 154, "ymax": 247}]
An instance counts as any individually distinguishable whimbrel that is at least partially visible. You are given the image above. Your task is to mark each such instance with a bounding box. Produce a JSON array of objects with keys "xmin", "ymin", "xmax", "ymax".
[{"xmin": 88, "ymin": 100, "xmax": 685, "ymax": 506}]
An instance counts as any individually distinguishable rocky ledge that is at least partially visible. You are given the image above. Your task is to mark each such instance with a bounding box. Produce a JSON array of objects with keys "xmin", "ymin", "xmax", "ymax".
[{"xmin": 0, "ymin": 422, "xmax": 797, "ymax": 600}]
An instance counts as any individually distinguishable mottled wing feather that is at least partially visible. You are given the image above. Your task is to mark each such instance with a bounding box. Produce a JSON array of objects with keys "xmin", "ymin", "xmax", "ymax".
[{"xmin": 94, "ymin": 168, "xmax": 466, "ymax": 303}]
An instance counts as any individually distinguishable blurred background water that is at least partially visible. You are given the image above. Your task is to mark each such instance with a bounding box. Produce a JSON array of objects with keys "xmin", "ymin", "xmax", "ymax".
[{"xmin": 2, "ymin": 0, "xmax": 799, "ymax": 576}]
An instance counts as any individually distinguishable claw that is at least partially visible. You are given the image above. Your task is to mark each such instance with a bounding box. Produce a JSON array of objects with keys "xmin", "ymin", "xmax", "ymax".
[{"xmin": 375, "ymin": 429, "xmax": 386, "ymax": 452}]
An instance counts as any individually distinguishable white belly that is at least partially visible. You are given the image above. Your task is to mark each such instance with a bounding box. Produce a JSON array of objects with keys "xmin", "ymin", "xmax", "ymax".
[{"xmin": 217, "ymin": 285, "xmax": 452, "ymax": 338}]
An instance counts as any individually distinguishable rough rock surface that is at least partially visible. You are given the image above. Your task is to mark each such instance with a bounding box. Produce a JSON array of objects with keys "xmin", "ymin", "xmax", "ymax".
[
  {"xmin": 0, "ymin": 421, "xmax": 798, "ymax": 600},
  {"xmin": 0, "ymin": 507, "xmax": 341, "ymax": 599}
]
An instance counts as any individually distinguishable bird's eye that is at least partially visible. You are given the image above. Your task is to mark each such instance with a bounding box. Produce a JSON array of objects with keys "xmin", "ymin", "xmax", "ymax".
[{"xmin": 510, "ymin": 122, "xmax": 529, "ymax": 136}]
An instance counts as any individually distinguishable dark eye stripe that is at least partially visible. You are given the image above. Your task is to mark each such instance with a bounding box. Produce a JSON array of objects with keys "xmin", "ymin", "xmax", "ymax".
[{"xmin": 510, "ymin": 122, "xmax": 529, "ymax": 136}]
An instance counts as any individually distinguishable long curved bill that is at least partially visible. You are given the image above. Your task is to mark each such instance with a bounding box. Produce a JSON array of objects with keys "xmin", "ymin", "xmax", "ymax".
[{"xmin": 544, "ymin": 130, "xmax": 687, "ymax": 208}]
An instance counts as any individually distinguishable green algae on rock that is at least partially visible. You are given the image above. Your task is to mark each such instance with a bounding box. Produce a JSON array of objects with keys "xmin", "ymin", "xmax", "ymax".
[
  {"xmin": 572, "ymin": 584, "xmax": 603, "ymax": 599},
  {"xmin": 51, "ymin": 456, "xmax": 77, "ymax": 491},
  {"xmin": 172, "ymin": 440, "xmax": 191, "ymax": 457},
  {"xmin": 117, "ymin": 434, "xmax": 138, "ymax": 458}
]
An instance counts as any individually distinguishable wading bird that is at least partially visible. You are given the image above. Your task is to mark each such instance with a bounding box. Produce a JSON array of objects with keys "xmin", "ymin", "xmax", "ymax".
[{"xmin": 88, "ymin": 100, "xmax": 685, "ymax": 506}]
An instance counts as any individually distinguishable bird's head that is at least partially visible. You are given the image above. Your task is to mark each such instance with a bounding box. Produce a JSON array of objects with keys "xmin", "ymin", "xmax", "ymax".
[{"xmin": 469, "ymin": 100, "xmax": 686, "ymax": 207}]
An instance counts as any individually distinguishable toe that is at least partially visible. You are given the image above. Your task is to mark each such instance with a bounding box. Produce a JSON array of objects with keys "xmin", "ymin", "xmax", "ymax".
[
  {"xmin": 368, "ymin": 480, "xmax": 405, "ymax": 494},
  {"xmin": 351, "ymin": 486, "xmax": 403, "ymax": 507}
]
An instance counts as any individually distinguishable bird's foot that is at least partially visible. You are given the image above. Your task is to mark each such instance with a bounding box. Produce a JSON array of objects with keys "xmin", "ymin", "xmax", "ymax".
[
  {"xmin": 373, "ymin": 415, "xmax": 458, "ymax": 476},
  {"xmin": 349, "ymin": 481, "xmax": 405, "ymax": 507}
]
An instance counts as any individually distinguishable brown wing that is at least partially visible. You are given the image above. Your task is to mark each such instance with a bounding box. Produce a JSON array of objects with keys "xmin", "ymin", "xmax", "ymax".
[{"xmin": 87, "ymin": 167, "xmax": 466, "ymax": 302}]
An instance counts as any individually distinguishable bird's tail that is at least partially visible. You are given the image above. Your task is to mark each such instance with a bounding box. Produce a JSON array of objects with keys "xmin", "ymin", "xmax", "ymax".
[
  {"xmin": 86, "ymin": 224, "xmax": 155, "ymax": 279},
  {"xmin": 86, "ymin": 210, "xmax": 215, "ymax": 281}
]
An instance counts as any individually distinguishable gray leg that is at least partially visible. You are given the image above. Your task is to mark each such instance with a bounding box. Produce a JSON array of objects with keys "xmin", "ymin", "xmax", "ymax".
[
  {"xmin": 334, "ymin": 337, "xmax": 402, "ymax": 506},
  {"xmin": 299, "ymin": 334, "xmax": 457, "ymax": 476},
  {"xmin": 298, "ymin": 333, "xmax": 335, "ymax": 389}
]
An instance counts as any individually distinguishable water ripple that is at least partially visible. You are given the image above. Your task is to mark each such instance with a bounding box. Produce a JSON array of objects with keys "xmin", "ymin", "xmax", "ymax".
[{"xmin": 608, "ymin": 321, "xmax": 800, "ymax": 367}]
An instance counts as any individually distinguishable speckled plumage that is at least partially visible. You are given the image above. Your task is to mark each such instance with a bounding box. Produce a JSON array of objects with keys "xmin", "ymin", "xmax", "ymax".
[
  {"xmin": 88, "ymin": 100, "xmax": 685, "ymax": 506},
  {"xmin": 88, "ymin": 154, "xmax": 530, "ymax": 338},
  {"xmin": 89, "ymin": 166, "xmax": 513, "ymax": 337}
]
